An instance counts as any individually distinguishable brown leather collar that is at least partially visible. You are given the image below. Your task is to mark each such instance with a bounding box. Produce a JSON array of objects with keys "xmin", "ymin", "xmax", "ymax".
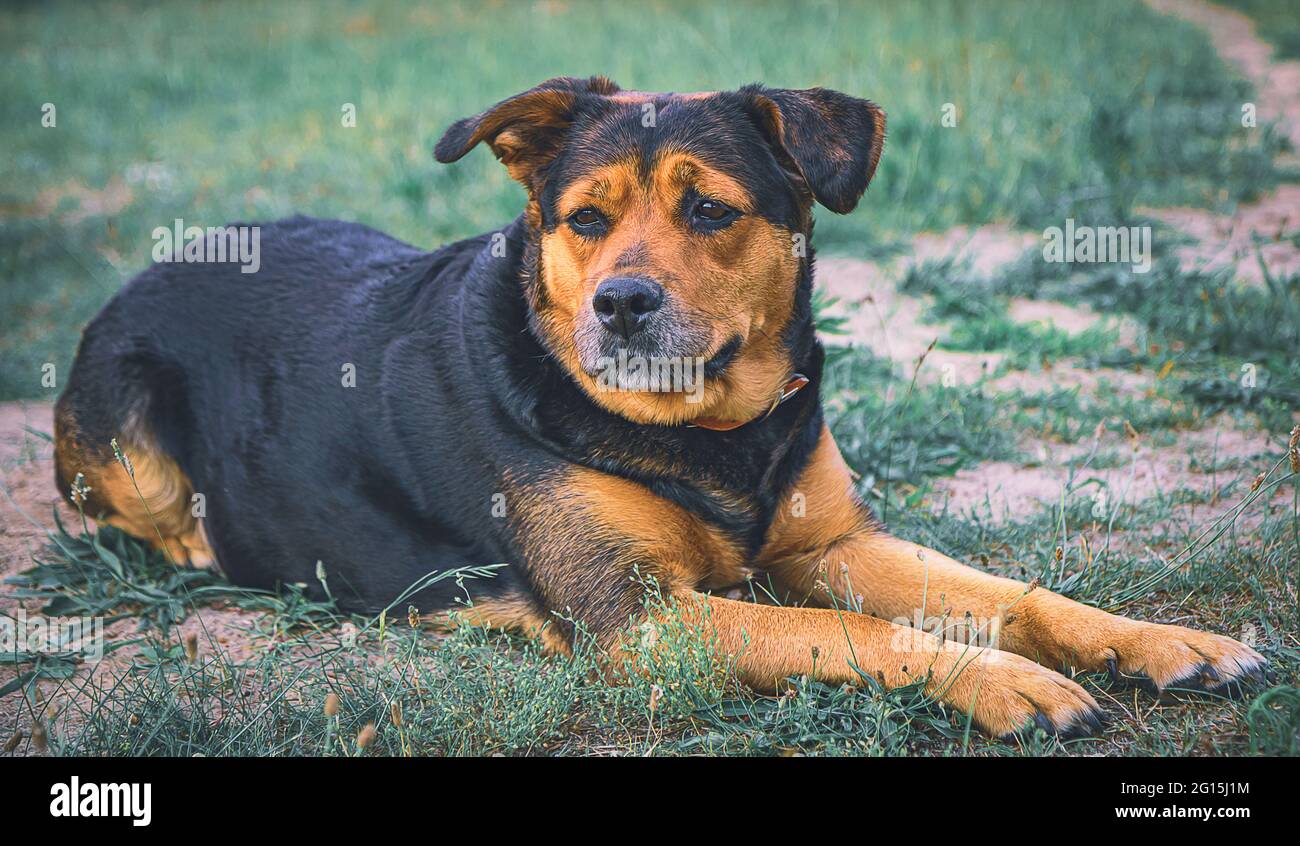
[{"xmin": 687, "ymin": 373, "xmax": 810, "ymax": 432}]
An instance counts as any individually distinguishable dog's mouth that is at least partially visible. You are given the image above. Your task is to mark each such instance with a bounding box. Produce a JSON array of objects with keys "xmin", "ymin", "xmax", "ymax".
[
  {"xmin": 578, "ymin": 330, "xmax": 742, "ymax": 378},
  {"xmin": 576, "ymin": 308, "xmax": 719, "ymax": 374},
  {"xmin": 702, "ymin": 335, "xmax": 742, "ymax": 378},
  {"xmin": 573, "ymin": 319, "xmax": 747, "ymax": 403}
]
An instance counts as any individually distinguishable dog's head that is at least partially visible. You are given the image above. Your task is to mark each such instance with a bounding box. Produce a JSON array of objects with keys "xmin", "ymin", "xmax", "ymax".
[{"xmin": 436, "ymin": 77, "xmax": 884, "ymax": 426}]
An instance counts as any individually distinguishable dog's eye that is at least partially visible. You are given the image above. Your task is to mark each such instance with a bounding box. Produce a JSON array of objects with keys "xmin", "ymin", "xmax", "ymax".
[
  {"xmin": 695, "ymin": 200, "xmax": 729, "ymax": 220},
  {"xmin": 569, "ymin": 208, "xmax": 607, "ymax": 233},
  {"xmin": 689, "ymin": 198, "xmax": 739, "ymax": 230}
]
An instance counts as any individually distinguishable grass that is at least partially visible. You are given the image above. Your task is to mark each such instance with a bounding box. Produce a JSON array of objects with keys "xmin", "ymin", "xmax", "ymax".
[
  {"xmin": 894, "ymin": 227, "xmax": 1300, "ymax": 435},
  {"xmin": 1006, "ymin": 244, "xmax": 1300, "ymax": 433},
  {"xmin": 45, "ymin": 620, "xmax": 951, "ymax": 757},
  {"xmin": 8, "ymin": 496, "xmax": 957, "ymax": 756},
  {"xmin": 940, "ymin": 318, "xmax": 1117, "ymax": 367},
  {"xmin": 822, "ymin": 346, "xmax": 1019, "ymax": 493}
]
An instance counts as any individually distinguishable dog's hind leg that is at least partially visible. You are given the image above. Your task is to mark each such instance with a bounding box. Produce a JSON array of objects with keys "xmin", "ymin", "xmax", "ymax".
[
  {"xmin": 427, "ymin": 593, "xmax": 572, "ymax": 656},
  {"xmin": 54, "ymin": 396, "xmax": 214, "ymax": 568}
]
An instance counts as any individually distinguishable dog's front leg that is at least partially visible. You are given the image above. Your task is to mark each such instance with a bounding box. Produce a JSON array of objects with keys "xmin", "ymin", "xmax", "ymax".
[
  {"xmin": 673, "ymin": 591, "xmax": 1104, "ymax": 738},
  {"xmin": 505, "ymin": 465, "xmax": 747, "ymax": 651},
  {"xmin": 508, "ymin": 465, "xmax": 1100, "ymax": 738},
  {"xmin": 762, "ymin": 427, "xmax": 1268, "ymax": 698}
]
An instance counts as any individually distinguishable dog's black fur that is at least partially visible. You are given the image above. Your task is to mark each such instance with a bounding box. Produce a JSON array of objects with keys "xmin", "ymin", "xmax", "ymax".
[{"xmin": 56, "ymin": 214, "xmax": 820, "ymax": 618}]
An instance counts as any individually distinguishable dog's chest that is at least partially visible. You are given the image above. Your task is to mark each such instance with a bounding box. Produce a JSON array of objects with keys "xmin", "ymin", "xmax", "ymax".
[
  {"xmin": 529, "ymin": 369, "xmax": 820, "ymax": 569},
  {"xmin": 566, "ymin": 420, "xmax": 798, "ymax": 557}
]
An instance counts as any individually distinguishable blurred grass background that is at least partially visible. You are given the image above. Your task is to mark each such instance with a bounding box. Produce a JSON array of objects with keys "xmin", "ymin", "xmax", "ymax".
[{"xmin": 0, "ymin": 0, "xmax": 1285, "ymax": 400}]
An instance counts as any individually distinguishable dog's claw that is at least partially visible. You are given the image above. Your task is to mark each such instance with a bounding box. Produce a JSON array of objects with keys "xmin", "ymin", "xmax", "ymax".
[
  {"xmin": 1008, "ymin": 703, "xmax": 1106, "ymax": 743},
  {"xmin": 1094, "ymin": 625, "xmax": 1268, "ymax": 702},
  {"xmin": 1066, "ymin": 702, "xmax": 1107, "ymax": 739},
  {"xmin": 1106, "ymin": 657, "xmax": 1120, "ymax": 683},
  {"xmin": 1152, "ymin": 656, "xmax": 1268, "ymax": 700},
  {"xmin": 1207, "ymin": 656, "xmax": 1271, "ymax": 699}
]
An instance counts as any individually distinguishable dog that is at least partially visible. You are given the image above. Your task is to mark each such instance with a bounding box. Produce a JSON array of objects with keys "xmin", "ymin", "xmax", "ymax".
[{"xmin": 53, "ymin": 77, "xmax": 1266, "ymax": 738}]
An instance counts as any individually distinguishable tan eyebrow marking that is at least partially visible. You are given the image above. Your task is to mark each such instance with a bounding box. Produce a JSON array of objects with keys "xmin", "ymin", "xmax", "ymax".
[
  {"xmin": 653, "ymin": 150, "xmax": 754, "ymax": 213},
  {"xmin": 556, "ymin": 158, "xmax": 641, "ymax": 217}
]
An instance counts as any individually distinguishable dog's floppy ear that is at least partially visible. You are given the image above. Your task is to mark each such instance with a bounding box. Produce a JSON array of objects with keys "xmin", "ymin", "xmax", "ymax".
[
  {"xmin": 743, "ymin": 86, "xmax": 885, "ymax": 214},
  {"xmin": 435, "ymin": 76, "xmax": 620, "ymax": 191}
]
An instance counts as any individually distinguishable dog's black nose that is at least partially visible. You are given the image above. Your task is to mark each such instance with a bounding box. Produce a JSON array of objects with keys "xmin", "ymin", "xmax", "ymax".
[{"xmin": 592, "ymin": 276, "xmax": 664, "ymax": 340}]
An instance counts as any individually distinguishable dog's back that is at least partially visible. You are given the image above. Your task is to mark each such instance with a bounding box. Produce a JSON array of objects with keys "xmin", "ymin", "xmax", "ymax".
[{"xmin": 54, "ymin": 215, "xmax": 521, "ymax": 611}]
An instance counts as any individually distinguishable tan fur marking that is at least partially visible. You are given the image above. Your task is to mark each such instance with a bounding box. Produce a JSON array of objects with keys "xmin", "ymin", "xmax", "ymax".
[
  {"xmin": 93, "ymin": 447, "xmax": 209, "ymax": 565},
  {"xmin": 54, "ymin": 407, "xmax": 212, "ymax": 568},
  {"xmin": 761, "ymin": 424, "xmax": 864, "ymax": 566},
  {"xmin": 564, "ymin": 467, "xmax": 747, "ymax": 590},
  {"xmin": 503, "ymin": 465, "xmax": 748, "ymax": 647}
]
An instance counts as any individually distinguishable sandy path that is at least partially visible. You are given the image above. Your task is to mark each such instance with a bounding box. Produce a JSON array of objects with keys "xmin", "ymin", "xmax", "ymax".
[
  {"xmin": 0, "ymin": 402, "xmax": 63, "ymax": 611},
  {"xmin": 0, "ymin": 401, "xmax": 74, "ymax": 750},
  {"xmin": 1147, "ymin": 0, "xmax": 1300, "ymax": 154},
  {"xmin": 933, "ymin": 425, "xmax": 1285, "ymax": 521},
  {"xmin": 1141, "ymin": 0, "xmax": 1300, "ymax": 284}
]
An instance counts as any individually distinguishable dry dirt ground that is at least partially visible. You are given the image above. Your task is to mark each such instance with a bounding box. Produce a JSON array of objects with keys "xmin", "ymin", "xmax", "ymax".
[
  {"xmin": 1143, "ymin": 0, "xmax": 1300, "ymax": 285},
  {"xmin": 2, "ymin": 0, "xmax": 1298, "ymax": 754}
]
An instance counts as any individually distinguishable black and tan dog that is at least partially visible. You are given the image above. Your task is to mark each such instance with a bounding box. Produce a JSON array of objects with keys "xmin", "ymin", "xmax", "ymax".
[{"xmin": 55, "ymin": 77, "xmax": 1266, "ymax": 738}]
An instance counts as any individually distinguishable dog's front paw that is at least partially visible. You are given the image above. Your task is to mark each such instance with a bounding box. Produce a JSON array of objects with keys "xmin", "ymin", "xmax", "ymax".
[
  {"xmin": 943, "ymin": 648, "xmax": 1106, "ymax": 740},
  {"xmin": 1094, "ymin": 622, "xmax": 1268, "ymax": 696}
]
